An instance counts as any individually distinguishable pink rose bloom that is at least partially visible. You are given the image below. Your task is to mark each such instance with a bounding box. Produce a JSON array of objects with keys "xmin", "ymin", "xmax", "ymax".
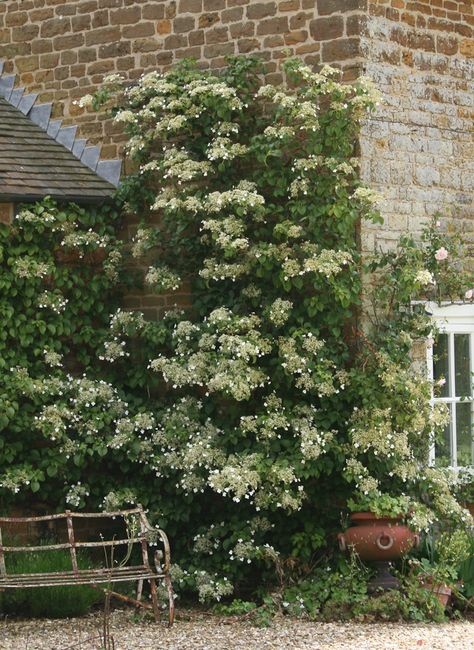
[
  {"xmin": 437, "ymin": 378, "xmax": 446, "ymax": 387},
  {"xmin": 465, "ymin": 289, "xmax": 473, "ymax": 300},
  {"xmin": 435, "ymin": 247, "xmax": 448, "ymax": 261}
]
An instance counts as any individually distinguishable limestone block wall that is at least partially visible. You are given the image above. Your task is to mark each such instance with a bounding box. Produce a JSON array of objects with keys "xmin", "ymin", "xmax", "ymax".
[
  {"xmin": 361, "ymin": 0, "xmax": 474, "ymax": 254},
  {"xmin": 0, "ymin": 0, "xmax": 368, "ymax": 158}
]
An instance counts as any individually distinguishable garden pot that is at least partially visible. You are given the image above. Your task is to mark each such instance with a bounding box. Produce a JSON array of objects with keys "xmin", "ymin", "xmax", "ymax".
[
  {"xmin": 338, "ymin": 512, "xmax": 419, "ymax": 592},
  {"xmin": 338, "ymin": 512, "xmax": 419, "ymax": 561},
  {"xmin": 419, "ymin": 579, "xmax": 452, "ymax": 608}
]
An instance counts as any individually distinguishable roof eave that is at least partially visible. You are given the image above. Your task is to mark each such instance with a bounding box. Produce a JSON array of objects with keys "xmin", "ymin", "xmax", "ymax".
[
  {"xmin": 0, "ymin": 192, "xmax": 116, "ymax": 205},
  {"xmin": 0, "ymin": 60, "xmax": 122, "ymax": 195}
]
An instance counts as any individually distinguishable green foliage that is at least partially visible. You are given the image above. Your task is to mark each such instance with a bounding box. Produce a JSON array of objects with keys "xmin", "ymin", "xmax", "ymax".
[
  {"xmin": 0, "ymin": 547, "xmax": 100, "ymax": 618},
  {"xmin": 0, "ymin": 198, "xmax": 125, "ymax": 507},
  {"xmin": 345, "ymin": 214, "xmax": 474, "ymax": 531},
  {"xmin": 411, "ymin": 528, "xmax": 472, "ymax": 586},
  {"xmin": 1, "ymin": 56, "xmax": 471, "ymax": 607},
  {"xmin": 352, "ymin": 576, "xmax": 446, "ymax": 623},
  {"xmin": 458, "ymin": 534, "xmax": 474, "ymax": 599},
  {"xmin": 215, "ymin": 555, "xmax": 448, "ymax": 623},
  {"xmin": 279, "ymin": 555, "xmax": 370, "ymax": 621},
  {"xmin": 452, "ymin": 468, "xmax": 474, "ymax": 505},
  {"xmin": 347, "ymin": 494, "xmax": 411, "ymax": 518},
  {"xmin": 213, "ymin": 599, "xmax": 258, "ymax": 616}
]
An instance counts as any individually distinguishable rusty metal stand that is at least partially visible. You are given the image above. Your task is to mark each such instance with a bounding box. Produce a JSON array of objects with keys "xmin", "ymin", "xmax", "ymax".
[{"xmin": 368, "ymin": 561, "xmax": 400, "ymax": 593}]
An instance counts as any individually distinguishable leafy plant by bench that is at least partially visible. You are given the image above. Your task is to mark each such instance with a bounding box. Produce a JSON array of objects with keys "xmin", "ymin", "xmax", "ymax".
[{"xmin": 0, "ymin": 546, "xmax": 100, "ymax": 618}]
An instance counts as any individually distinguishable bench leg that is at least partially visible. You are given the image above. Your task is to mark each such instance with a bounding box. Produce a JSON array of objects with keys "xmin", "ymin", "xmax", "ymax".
[
  {"xmin": 149, "ymin": 578, "xmax": 160, "ymax": 623},
  {"xmin": 136, "ymin": 578, "xmax": 143, "ymax": 604},
  {"xmin": 164, "ymin": 573, "xmax": 175, "ymax": 627}
]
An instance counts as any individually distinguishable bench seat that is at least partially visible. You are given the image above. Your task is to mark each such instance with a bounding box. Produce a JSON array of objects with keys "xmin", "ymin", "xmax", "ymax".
[
  {"xmin": 0, "ymin": 564, "xmax": 164, "ymax": 588},
  {"xmin": 0, "ymin": 506, "xmax": 175, "ymax": 625}
]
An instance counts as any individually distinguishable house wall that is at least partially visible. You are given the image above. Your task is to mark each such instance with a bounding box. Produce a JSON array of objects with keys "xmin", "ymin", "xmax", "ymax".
[
  {"xmin": 361, "ymin": 0, "xmax": 474, "ymax": 253},
  {"xmin": 0, "ymin": 0, "xmax": 472, "ymax": 315},
  {"xmin": 0, "ymin": 0, "xmax": 368, "ymax": 159},
  {"xmin": 0, "ymin": 203, "xmax": 13, "ymax": 224}
]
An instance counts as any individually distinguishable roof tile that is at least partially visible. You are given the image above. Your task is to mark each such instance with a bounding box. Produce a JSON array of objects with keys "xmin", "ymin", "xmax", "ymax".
[{"xmin": 0, "ymin": 97, "xmax": 118, "ymax": 203}]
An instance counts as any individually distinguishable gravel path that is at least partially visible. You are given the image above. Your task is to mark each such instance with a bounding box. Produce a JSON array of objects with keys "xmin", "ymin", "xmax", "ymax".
[{"xmin": 0, "ymin": 611, "xmax": 472, "ymax": 650}]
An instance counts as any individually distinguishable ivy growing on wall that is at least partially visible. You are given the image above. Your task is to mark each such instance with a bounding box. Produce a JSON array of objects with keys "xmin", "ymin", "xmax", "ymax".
[{"xmin": 0, "ymin": 199, "xmax": 124, "ymax": 498}]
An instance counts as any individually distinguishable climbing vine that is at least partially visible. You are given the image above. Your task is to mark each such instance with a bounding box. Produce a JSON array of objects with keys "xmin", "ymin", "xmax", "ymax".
[
  {"xmin": 1, "ymin": 58, "xmax": 472, "ymax": 604},
  {"xmin": 0, "ymin": 199, "xmax": 124, "ymax": 499}
]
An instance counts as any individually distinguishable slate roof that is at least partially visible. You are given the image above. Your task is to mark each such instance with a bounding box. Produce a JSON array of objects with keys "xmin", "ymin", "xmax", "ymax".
[{"xmin": 0, "ymin": 62, "xmax": 121, "ymax": 204}]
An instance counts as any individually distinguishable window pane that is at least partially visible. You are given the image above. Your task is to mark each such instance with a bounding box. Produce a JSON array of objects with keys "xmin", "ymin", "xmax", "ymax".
[
  {"xmin": 457, "ymin": 401, "xmax": 474, "ymax": 467},
  {"xmin": 455, "ymin": 334, "xmax": 471, "ymax": 397},
  {"xmin": 435, "ymin": 403, "xmax": 452, "ymax": 467},
  {"xmin": 433, "ymin": 333, "xmax": 449, "ymax": 397}
]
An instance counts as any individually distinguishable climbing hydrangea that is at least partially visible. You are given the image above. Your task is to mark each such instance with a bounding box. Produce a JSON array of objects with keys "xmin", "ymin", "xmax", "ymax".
[{"xmin": 3, "ymin": 58, "xmax": 471, "ymax": 605}]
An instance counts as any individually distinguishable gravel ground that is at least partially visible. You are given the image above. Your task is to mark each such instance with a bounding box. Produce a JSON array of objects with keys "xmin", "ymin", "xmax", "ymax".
[{"xmin": 0, "ymin": 611, "xmax": 473, "ymax": 650}]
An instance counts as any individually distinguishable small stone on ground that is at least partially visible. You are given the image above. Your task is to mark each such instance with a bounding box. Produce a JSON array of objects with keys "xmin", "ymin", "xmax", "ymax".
[{"xmin": 0, "ymin": 611, "xmax": 472, "ymax": 649}]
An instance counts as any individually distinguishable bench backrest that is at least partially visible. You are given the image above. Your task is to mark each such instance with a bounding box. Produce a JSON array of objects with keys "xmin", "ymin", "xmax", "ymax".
[{"xmin": 0, "ymin": 506, "xmax": 156, "ymax": 576}]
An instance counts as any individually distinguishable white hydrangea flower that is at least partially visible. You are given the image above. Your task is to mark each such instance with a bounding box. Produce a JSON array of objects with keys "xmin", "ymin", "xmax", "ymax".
[
  {"xmin": 351, "ymin": 186, "xmax": 383, "ymax": 205},
  {"xmin": 415, "ymin": 269, "xmax": 435, "ymax": 286},
  {"xmin": 268, "ymin": 299, "xmax": 293, "ymax": 327},
  {"xmin": 145, "ymin": 266, "xmax": 181, "ymax": 292}
]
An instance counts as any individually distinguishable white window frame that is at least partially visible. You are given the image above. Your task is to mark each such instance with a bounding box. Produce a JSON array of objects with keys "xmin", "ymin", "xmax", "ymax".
[{"xmin": 426, "ymin": 301, "xmax": 474, "ymax": 469}]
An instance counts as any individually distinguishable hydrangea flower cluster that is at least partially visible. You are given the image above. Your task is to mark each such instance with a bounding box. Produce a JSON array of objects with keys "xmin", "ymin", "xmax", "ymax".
[
  {"xmin": 37, "ymin": 290, "xmax": 68, "ymax": 314},
  {"xmin": 66, "ymin": 482, "xmax": 90, "ymax": 508},
  {"xmin": 13, "ymin": 257, "xmax": 52, "ymax": 279}
]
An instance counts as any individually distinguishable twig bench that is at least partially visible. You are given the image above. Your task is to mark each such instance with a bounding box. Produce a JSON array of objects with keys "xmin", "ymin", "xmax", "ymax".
[{"xmin": 0, "ymin": 505, "xmax": 175, "ymax": 625}]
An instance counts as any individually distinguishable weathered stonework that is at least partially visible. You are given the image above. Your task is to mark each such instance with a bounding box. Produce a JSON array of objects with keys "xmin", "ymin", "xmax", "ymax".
[
  {"xmin": 0, "ymin": 202, "xmax": 13, "ymax": 225},
  {"xmin": 361, "ymin": 0, "xmax": 474, "ymax": 254},
  {"xmin": 0, "ymin": 0, "xmax": 368, "ymax": 158}
]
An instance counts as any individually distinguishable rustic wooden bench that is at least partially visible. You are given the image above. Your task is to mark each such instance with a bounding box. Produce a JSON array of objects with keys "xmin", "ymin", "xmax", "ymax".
[{"xmin": 0, "ymin": 505, "xmax": 175, "ymax": 625}]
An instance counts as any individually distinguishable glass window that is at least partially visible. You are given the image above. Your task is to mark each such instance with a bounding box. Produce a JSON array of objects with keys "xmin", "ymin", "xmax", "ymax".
[
  {"xmin": 429, "ymin": 308, "xmax": 474, "ymax": 468},
  {"xmin": 433, "ymin": 333, "xmax": 449, "ymax": 398}
]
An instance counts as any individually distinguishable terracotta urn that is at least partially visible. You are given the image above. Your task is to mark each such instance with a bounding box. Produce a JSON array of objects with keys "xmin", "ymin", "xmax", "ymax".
[{"xmin": 338, "ymin": 512, "xmax": 419, "ymax": 591}]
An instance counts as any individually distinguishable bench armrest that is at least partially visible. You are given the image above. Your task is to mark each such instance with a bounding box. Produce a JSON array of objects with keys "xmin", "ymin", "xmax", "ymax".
[
  {"xmin": 154, "ymin": 528, "xmax": 171, "ymax": 573},
  {"xmin": 137, "ymin": 506, "xmax": 171, "ymax": 573}
]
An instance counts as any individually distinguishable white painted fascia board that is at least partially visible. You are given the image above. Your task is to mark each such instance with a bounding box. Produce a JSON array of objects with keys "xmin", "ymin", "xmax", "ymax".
[{"xmin": 425, "ymin": 301, "xmax": 474, "ymax": 329}]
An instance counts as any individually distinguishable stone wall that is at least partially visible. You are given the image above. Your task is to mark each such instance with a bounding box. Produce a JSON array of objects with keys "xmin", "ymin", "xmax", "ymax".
[
  {"xmin": 0, "ymin": 0, "xmax": 368, "ymax": 158},
  {"xmin": 0, "ymin": 0, "xmax": 472, "ymax": 311},
  {"xmin": 0, "ymin": 203, "xmax": 13, "ymax": 225},
  {"xmin": 361, "ymin": 0, "xmax": 474, "ymax": 253}
]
